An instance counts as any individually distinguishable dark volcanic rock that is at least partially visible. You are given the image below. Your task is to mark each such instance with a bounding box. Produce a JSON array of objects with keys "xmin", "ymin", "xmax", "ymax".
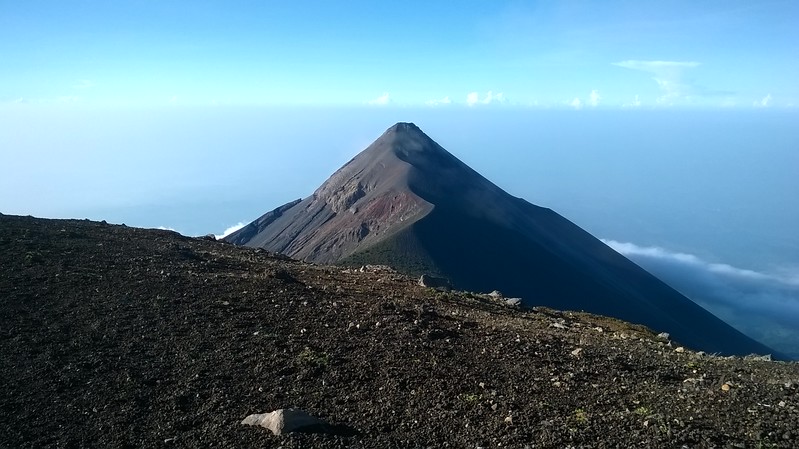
[
  {"xmin": 225, "ymin": 122, "xmax": 776, "ymax": 358},
  {"xmin": 418, "ymin": 274, "xmax": 452, "ymax": 290},
  {"xmin": 1, "ymin": 215, "xmax": 798, "ymax": 448}
]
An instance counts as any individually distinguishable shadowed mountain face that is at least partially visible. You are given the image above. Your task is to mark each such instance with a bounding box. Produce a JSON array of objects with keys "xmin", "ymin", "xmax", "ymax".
[{"xmin": 227, "ymin": 122, "xmax": 776, "ymax": 357}]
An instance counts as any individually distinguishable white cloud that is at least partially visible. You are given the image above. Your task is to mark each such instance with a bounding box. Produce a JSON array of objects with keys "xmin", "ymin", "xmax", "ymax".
[
  {"xmin": 73, "ymin": 79, "xmax": 95, "ymax": 90},
  {"xmin": 602, "ymin": 239, "xmax": 799, "ymax": 359},
  {"xmin": 569, "ymin": 97, "xmax": 583, "ymax": 110},
  {"xmin": 466, "ymin": 92, "xmax": 480, "ymax": 106},
  {"xmin": 614, "ymin": 60, "xmax": 700, "ymax": 104},
  {"xmin": 604, "ymin": 240, "xmax": 797, "ymax": 285},
  {"xmin": 755, "ymin": 94, "xmax": 772, "ymax": 108},
  {"xmin": 426, "ymin": 96, "xmax": 451, "ymax": 106},
  {"xmin": 467, "ymin": 91, "xmax": 506, "ymax": 106},
  {"xmin": 216, "ymin": 222, "xmax": 246, "ymax": 239},
  {"xmin": 588, "ymin": 89, "xmax": 601, "ymax": 107},
  {"xmin": 482, "ymin": 91, "xmax": 505, "ymax": 104},
  {"xmin": 622, "ymin": 94, "xmax": 642, "ymax": 108},
  {"xmin": 614, "ymin": 60, "xmax": 700, "ymax": 71},
  {"xmin": 157, "ymin": 226, "xmax": 177, "ymax": 232},
  {"xmin": 367, "ymin": 92, "xmax": 390, "ymax": 105}
]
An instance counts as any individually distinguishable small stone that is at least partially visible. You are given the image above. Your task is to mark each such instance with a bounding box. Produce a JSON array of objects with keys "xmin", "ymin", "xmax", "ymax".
[
  {"xmin": 675, "ymin": 347, "xmax": 685, "ymax": 353},
  {"xmin": 570, "ymin": 348, "xmax": 583, "ymax": 357},
  {"xmin": 550, "ymin": 322, "xmax": 567, "ymax": 330},
  {"xmin": 504, "ymin": 415, "xmax": 513, "ymax": 424},
  {"xmin": 721, "ymin": 383, "xmax": 731, "ymax": 391},
  {"xmin": 779, "ymin": 401, "xmax": 786, "ymax": 407},
  {"xmin": 418, "ymin": 274, "xmax": 452, "ymax": 290},
  {"xmin": 241, "ymin": 408, "xmax": 328, "ymax": 435},
  {"xmin": 657, "ymin": 332, "xmax": 670, "ymax": 339}
]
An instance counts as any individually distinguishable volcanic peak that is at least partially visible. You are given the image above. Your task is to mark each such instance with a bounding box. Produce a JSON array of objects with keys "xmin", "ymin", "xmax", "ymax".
[
  {"xmin": 387, "ymin": 121, "xmax": 422, "ymax": 133},
  {"xmin": 225, "ymin": 123, "xmax": 778, "ymax": 357}
]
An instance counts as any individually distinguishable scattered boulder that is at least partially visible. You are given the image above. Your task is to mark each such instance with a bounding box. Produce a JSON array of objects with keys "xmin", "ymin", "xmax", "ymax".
[
  {"xmin": 271, "ymin": 269, "xmax": 298, "ymax": 283},
  {"xmin": 241, "ymin": 408, "xmax": 328, "ymax": 435},
  {"xmin": 504, "ymin": 297, "xmax": 522, "ymax": 307},
  {"xmin": 488, "ymin": 290, "xmax": 503, "ymax": 299},
  {"xmin": 744, "ymin": 354, "xmax": 772, "ymax": 362},
  {"xmin": 418, "ymin": 274, "xmax": 452, "ymax": 291},
  {"xmin": 359, "ymin": 264, "xmax": 395, "ymax": 273}
]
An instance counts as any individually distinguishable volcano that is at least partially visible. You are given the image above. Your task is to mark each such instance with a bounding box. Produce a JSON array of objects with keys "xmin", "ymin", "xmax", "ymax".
[{"xmin": 226, "ymin": 122, "xmax": 774, "ymax": 357}]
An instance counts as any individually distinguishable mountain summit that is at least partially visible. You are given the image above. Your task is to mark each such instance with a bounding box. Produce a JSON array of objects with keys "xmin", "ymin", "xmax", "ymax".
[{"xmin": 227, "ymin": 122, "xmax": 774, "ymax": 357}]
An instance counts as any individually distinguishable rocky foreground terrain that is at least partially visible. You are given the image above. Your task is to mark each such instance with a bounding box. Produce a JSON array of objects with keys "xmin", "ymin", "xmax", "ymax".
[{"xmin": 1, "ymin": 214, "xmax": 798, "ymax": 448}]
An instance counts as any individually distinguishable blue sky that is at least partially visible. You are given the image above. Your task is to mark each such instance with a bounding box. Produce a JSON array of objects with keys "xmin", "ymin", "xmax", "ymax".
[
  {"xmin": 1, "ymin": 0, "xmax": 797, "ymax": 108},
  {"xmin": 2, "ymin": 1, "xmax": 798, "ymax": 356}
]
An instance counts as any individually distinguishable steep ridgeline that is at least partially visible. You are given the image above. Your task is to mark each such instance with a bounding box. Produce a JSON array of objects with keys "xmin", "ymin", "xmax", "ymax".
[{"xmin": 226, "ymin": 122, "xmax": 776, "ymax": 357}]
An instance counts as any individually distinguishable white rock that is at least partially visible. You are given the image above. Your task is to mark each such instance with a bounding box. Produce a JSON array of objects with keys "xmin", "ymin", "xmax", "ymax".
[{"xmin": 241, "ymin": 408, "xmax": 327, "ymax": 435}]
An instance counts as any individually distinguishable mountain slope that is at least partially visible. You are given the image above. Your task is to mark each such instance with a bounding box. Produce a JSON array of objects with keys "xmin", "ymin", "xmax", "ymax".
[{"xmin": 227, "ymin": 123, "xmax": 775, "ymax": 357}]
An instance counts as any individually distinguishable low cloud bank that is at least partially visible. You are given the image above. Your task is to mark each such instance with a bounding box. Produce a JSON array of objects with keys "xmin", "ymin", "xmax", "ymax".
[
  {"xmin": 216, "ymin": 222, "xmax": 246, "ymax": 239},
  {"xmin": 602, "ymin": 239, "xmax": 799, "ymax": 359}
]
